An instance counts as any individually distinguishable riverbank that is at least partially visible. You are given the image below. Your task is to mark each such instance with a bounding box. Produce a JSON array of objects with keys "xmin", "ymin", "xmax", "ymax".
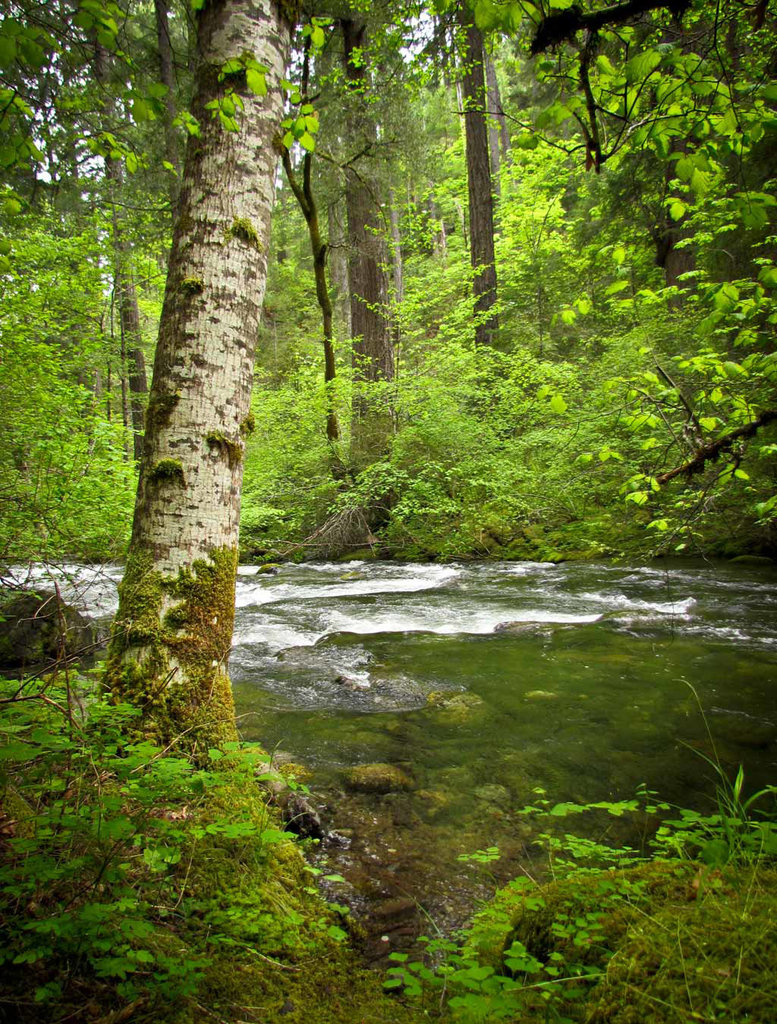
[{"xmin": 3, "ymin": 678, "xmax": 774, "ymax": 1024}]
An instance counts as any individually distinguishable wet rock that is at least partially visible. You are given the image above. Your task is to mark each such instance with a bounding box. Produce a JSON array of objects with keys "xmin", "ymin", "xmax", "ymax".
[
  {"xmin": 728, "ymin": 554, "xmax": 775, "ymax": 566},
  {"xmin": 372, "ymin": 897, "xmax": 417, "ymax": 928},
  {"xmin": 255, "ymin": 562, "xmax": 282, "ymax": 574},
  {"xmin": 0, "ymin": 590, "xmax": 97, "ymax": 672},
  {"xmin": 710, "ymin": 710, "xmax": 777, "ymax": 750},
  {"xmin": 326, "ymin": 830, "xmax": 352, "ymax": 849},
  {"xmin": 282, "ymin": 792, "xmax": 325, "ymax": 840},
  {"xmin": 345, "ymin": 763, "xmax": 414, "ymax": 794},
  {"xmin": 495, "ymin": 621, "xmax": 552, "ymax": 635},
  {"xmin": 335, "ymin": 674, "xmax": 369, "ymax": 691},
  {"xmin": 416, "ymin": 789, "xmax": 451, "ymax": 818}
]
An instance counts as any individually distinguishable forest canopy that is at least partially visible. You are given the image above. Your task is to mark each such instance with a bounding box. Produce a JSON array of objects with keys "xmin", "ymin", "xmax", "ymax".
[{"xmin": 0, "ymin": 0, "xmax": 776, "ymax": 567}]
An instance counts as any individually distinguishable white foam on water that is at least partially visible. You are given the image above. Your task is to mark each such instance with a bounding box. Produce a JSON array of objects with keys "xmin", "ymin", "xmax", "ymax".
[
  {"xmin": 578, "ymin": 592, "xmax": 696, "ymax": 616},
  {"xmin": 322, "ymin": 606, "xmax": 602, "ymax": 637},
  {"xmin": 233, "ymin": 621, "xmax": 324, "ymax": 651},
  {"xmin": 4, "ymin": 563, "xmax": 122, "ymax": 618},
  {"xmin": 235, "ymin": 564, "xmax": 461, "ymax": 608}
]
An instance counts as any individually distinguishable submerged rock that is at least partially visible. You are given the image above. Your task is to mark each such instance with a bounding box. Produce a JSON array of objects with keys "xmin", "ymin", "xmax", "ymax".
[
  {"xmin": 474, "ymin": 784, "xmax": 511, "ymax": 809},
  {"xmin": 344, "ymin": 763, "xmax": 414, "ymax": 794},
  {"xmin": 426, "ymin": 690, "xmax": 484, "ymax": 722},
  {"xmin": 525, "ymin": 689, "xmax": 558, "ymax": 700}
]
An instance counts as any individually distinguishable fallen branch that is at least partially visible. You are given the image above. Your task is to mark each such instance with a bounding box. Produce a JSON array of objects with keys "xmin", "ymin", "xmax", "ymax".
[{"xmin": 656, "ymin": 410, "xmax": 777, "ymax": 485}]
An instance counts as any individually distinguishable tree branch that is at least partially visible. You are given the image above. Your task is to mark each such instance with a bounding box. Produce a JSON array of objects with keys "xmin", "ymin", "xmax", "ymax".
[
  {"xmin": 656, "ymin": 410, "xmax": 777, "ymax": 485},
  {"xmin": 531, "ymin": 0, "xmax": 691, "ymax": 54}
]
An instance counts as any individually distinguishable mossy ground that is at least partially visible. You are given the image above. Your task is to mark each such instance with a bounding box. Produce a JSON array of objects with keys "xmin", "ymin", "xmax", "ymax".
[
  {"xmin": 463, "ymin": 858, "xmax": 777, "ymax": 1023},
  {"xmin": 0, "ymin": 700, "xmax": 424, "ymax": 1024}
]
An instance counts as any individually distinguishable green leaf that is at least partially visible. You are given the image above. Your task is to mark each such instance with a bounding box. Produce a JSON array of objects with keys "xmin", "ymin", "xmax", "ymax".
[
  {"xmin": 549, "ymin": 394, "xmax": 567, "ymax": 414},
  {"xmin": 669, "ymin": 200, "xmax": 686, "ymax": 221},
  {"xmin": 132, "ymin": 98, "xmax": 152, "ymax": 122},
  {"xmin": 625, "ymin": 49, "xmax": 662, "ymax": 83},
  {"xmin": 246, "ymin": 68, "xmax": 266, "ymax": 96},
  {"xmin": 515, "ymin": 132, "xmax": 539, "ymax": 150},
  {"xmin": 758, "ymin": 266, "xmax": 777, "ymax": 288},
  {"xmin": 299, "ymin": 131, "xmax": 315, "ymax": 152},
  {"xmin": 713, "ymin": 282, "xmax": 739, "ymax": 312},
  {"xmin": 0, "ymin": 35, "xmax": 17, "ymax": 68},
  {"xmin": 625, "ymin": 491, "xmax": 648, "ymax": 505},
  {"xmin": 605, "ymin": 279, "xmax": 629, "ymax": 296}
]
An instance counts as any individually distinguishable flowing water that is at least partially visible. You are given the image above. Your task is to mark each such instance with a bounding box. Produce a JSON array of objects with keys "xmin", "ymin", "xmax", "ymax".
[{"xmin": 14, "ymin": 558, "xmax": 777, "ymax": 958}]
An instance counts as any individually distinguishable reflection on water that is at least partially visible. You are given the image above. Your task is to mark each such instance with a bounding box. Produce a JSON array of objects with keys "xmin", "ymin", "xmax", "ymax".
[{"xmin": 13, "ymin": 558, "xmax": 777, "ymax": 950}]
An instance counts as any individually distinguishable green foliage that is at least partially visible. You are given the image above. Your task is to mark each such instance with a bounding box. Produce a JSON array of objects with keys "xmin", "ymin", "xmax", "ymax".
[
  {"xmin": 385, "ymin": 775, "xmax": 777, "ymax": 1023},
  {"xmin": 0, "ymin": 676, "xmax": 369, "ymax": 1021}
]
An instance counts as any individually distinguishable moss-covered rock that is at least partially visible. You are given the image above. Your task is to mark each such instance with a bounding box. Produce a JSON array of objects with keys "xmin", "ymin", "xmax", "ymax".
[
  {"xmin": 0, "ymin": 589, "xmax": 96, "ymax": 671},
  {"xmin": 464, "ymin": 859, "xmax": 777, "ymax": 1024}
]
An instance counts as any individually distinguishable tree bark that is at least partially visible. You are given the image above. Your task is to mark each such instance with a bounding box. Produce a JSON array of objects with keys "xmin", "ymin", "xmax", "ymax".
[
  {"xmin": 458, "ymin": 7, "xmax": 498, "ymax": 347},
  {"xmin": 327, "ymin": 196, "xmax": 351, "ymax": 335},
  {"xmin": 484, "ymin": 51, "xmax": 510, "ymax": 188},
  {"xmin": 154, "ymin": 0, "xmax": 181, "ymax": 210},
  {"xmin": 340, "ymin": 17, "xmax": 394, "ymax": 464},
  {"xmin": 105, "ymin": 0, "xmax": 290, "ymax": 754}
]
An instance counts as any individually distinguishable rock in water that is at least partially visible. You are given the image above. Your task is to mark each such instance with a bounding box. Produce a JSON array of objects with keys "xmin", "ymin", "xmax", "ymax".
[
  {"xmin": 0, "ymin": 590, "xmax": 96, "ymax": 672},
  {"xmin": 344, "ymin": 763, "xmax": 414, "ymax": 793}
]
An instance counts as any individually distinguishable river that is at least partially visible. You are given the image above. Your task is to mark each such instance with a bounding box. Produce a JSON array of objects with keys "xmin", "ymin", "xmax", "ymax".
[{"xmin": 16, "ymin": 558, "xmax": 777, "ymax": 959}]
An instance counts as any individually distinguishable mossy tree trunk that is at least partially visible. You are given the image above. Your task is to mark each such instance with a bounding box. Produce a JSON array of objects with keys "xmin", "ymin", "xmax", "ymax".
[{"xmin": 105, "ymin": 0, "xmax": 291, "ymax": 755}]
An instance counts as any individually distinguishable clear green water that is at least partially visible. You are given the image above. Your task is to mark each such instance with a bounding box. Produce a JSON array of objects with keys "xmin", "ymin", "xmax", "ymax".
[
  {"xmin": 27, "ymin": 559, "xmax": 776, "ymax": 954},
  {"xmin": 227, "ymin": 559, "xmax": 777, "ymax": 952}
]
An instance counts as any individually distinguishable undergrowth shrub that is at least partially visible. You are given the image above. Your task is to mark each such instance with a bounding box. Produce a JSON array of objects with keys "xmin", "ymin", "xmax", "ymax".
[
  {"xmin": 0, "ymin": 677, "xmax": 345, "ymax": 1023},
  {"xmin": 385, "ymin": 779, "xmax": 777, "ymax": 1023}
]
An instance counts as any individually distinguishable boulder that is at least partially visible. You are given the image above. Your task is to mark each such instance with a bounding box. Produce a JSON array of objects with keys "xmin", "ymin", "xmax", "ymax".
[{"xmin": 0, "ymin": 589, "xmax": 96, "ymax": 672}]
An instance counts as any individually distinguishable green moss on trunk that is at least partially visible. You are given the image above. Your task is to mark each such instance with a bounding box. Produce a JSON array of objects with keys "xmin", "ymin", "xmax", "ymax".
[{"xmin": 105, "ymin": 547, "xmax": 239, "ymax": 754}]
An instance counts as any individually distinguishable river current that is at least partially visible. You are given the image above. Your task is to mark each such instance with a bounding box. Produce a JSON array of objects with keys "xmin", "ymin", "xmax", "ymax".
[{"xmin": 15, "ymin": 558, "xmax": 777, "ymax": 954}]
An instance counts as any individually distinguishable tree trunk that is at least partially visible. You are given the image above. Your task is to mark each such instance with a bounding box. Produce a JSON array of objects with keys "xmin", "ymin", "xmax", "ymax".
[
  {"xmin": 281, "ymin": 146, "xmax": 341, "ymax": 449},
  {"xmin": 484, "ymin": 49, "xmax": 510, "ymax": 201},
  {"xmin": 154, "ymin": 0, "xmax": 181, "ymax": 211},
  {"xmin": 341, "ymin": 16, "xmax": 394, "ymax": 462},
  {"xmin": 458, "ymin": 7, "xmax": 499, "ymax": 347},
  {"xmin": 105, "ymin": 0, "xmax": 290, "ymax": 754},
  {"xmin": 327, "ymin": 196, "xmax": 351, "ymax": 335},
  {"xmin": 95, "ymin": 42, "xmax": 149, "ymax": 462}
]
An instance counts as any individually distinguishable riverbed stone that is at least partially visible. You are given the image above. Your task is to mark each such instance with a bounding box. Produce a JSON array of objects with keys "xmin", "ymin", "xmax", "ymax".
[
  {"xmin": 426, "ymin": 690, "xmax": 485, "ymax": 723},
  {"xmin": 344, "ymin": 763, "xmax": 414, "ymax": 794},
  {"xmin": 525, "ymin": 689, "xmax": 558, "ymax": 700}
]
